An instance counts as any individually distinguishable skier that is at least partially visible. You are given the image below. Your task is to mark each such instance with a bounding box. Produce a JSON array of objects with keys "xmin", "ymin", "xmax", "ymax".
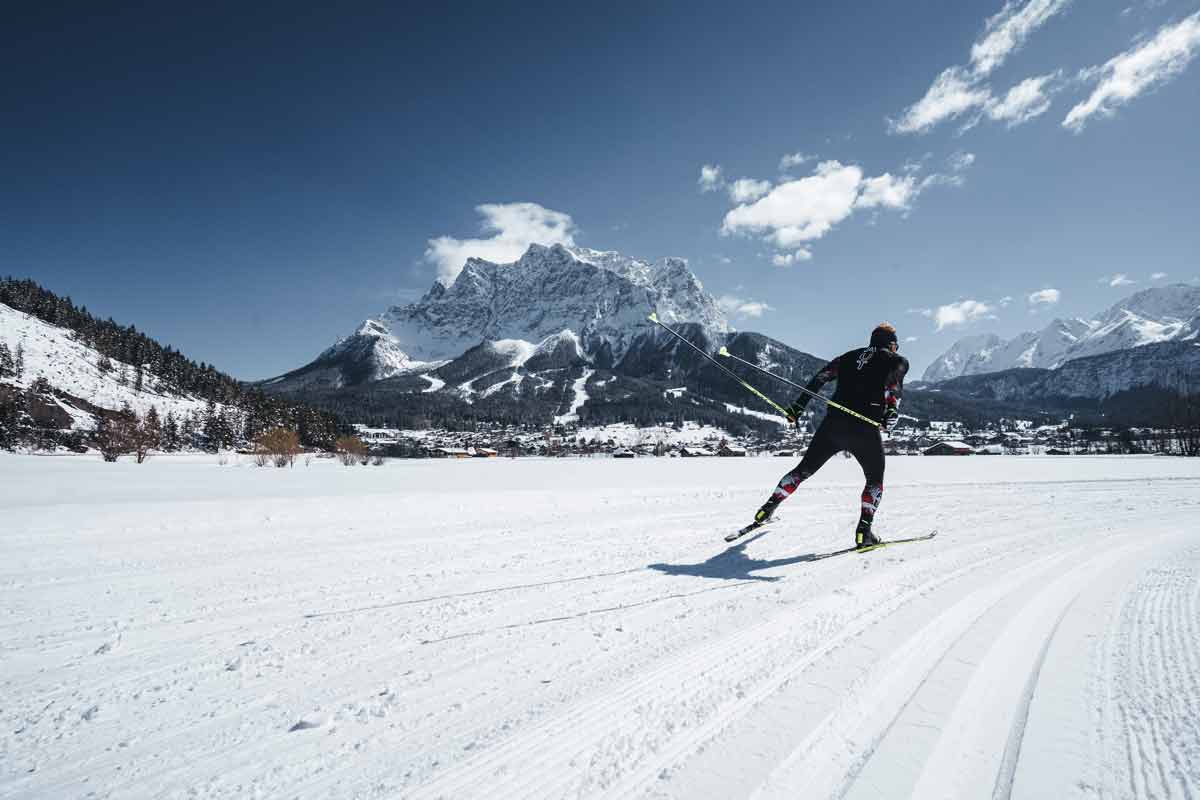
[{"xmin": 747, "ymin": 323, "xmax": 908, "ymax": 548}]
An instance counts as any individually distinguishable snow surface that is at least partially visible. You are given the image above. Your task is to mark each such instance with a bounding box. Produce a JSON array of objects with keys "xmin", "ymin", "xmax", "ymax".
[
  {"xmin": 553, "ymin": 368, "xmax": 595, "ymax": 425},
  {"xmin": 0, "ymin": 303, "xmax": 218, "ymax": 426},
  {"xmin": 3, "ymin": 454, "xmax": 1199, "ymax": 799}
]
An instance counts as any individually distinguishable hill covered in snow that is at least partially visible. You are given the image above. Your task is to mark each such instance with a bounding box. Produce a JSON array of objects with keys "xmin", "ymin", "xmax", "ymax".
[{"xmin": 0, "ymin": 279, "xmax": 345, "ymax": 451}]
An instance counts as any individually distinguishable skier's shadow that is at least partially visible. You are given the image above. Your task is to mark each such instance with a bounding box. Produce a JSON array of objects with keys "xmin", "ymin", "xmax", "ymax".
[{"xmin": 648, "ymin": 531, "xmax": 856, "ymax": 583}]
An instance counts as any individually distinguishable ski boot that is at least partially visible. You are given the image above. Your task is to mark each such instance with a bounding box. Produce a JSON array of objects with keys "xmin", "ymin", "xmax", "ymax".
[{"xmin": 855, "ymin": 521, "xmax": 882, "ymax": 550}]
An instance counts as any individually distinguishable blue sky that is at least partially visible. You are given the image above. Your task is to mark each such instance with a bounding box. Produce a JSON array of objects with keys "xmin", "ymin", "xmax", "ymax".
[{"xmin": 4, "ymin": 1, "xmax": 1199, "ymax": 379}]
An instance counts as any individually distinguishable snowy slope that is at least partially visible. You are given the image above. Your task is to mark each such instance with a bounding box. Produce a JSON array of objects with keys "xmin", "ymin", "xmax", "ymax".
[
  {"xmin": 0, "ymin": 302, "xmax": 217, "ymax": 428},
  {"xmin": 924, "ymin": 284, "xmax": 1200, "ymax": 382},
  {"xmin": 3, "ymin": 454, "xmax": 1198, "ymax": 798}
]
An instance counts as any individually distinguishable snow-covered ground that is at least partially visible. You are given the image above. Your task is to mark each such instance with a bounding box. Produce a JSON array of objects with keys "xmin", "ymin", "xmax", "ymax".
[{"xmin": 2, "ymin": 453, "xmax": 1199, "ymax": 799}]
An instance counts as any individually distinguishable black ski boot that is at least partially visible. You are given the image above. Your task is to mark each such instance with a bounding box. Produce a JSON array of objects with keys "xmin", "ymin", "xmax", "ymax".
[{"xmin": 855, "ymin": 522, "xmax": 882, "ymax": 550}]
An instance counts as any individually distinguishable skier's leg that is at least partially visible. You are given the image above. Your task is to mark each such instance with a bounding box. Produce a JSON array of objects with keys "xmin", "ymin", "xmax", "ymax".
[
  {"xmin": 849, "ymin": 430, "xmax": 886, "ymax": 544},
  {"xmin": 754, "ymin": 424, "xmax": 840, "ymax": 521}
]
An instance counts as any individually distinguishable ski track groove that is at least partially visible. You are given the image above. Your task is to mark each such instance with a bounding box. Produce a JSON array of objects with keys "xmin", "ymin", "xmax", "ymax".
[{"xmin": 392, "ymin": 548, "xmax": 1019, "ymax": 800}]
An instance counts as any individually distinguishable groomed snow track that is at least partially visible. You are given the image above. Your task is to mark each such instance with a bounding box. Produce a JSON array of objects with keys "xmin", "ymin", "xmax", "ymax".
[{"xmin": 2, "ymin": 455, "xmax": 1198, "ymax": 798}]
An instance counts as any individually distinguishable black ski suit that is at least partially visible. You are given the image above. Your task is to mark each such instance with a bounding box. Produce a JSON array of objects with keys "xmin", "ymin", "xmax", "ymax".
[{"xmin": 762, "ymin": 347, "xmax": 909, "ymax": 532}]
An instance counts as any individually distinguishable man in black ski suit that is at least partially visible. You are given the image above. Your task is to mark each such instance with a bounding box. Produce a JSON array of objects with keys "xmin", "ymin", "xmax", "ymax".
[{"xmin": 750, "ymin": 323, "xmax": 908, "ymax": 548}]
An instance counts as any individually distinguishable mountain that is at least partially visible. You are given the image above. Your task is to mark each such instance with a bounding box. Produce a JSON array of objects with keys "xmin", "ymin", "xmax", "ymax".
[
  {"xmin": 264, "ymin": 245, "xmax": 823, "ymax": 434},
  {"xmin": 904, "ymin": 340, "xmax": 1200, "ymax": 427},
  {"xmin": 0, "ymin": 278, "xmax": 345, "ymax": 451},
  {"xmin": 922, "ymin": 285, "xmax": 1200, "ymax": 382},
  {"xmin": 268, "ymin": 244, "xmax": 730, "ymax": 391}
]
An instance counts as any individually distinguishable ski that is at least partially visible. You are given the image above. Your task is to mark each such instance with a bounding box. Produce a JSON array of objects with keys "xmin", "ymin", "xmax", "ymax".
[
  {"xmin": 855, "ymin": 530, "xmax": 938, "ymax": 553},
  {"xmin": 724, "ymin": 516, "xmax": 781, "ymax": 542}
]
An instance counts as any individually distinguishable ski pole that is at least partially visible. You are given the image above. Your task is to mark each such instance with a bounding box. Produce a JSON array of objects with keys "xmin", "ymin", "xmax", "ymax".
[
  {"xmin": 647, "ymin": 313, "xmax": 792, "ymax": 420},
  {"xmin": 717, "ymin": 346, "xmax": 881, "ymax": 429}
]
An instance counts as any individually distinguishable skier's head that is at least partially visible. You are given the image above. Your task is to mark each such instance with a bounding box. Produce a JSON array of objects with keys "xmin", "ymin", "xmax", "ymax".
[{"xmin": 870, "ymin": 323, "xmax": 898, "ymax": 352}]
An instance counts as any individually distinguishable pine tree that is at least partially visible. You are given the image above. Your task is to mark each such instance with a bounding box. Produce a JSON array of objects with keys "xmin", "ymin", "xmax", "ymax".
[
  {"xmin": 14, "ymin": 343, "xmax": 24, "ymax": 380},
  {"xmin": 0, "ymin": 343, "xmax": 13, "ymax": 379}
]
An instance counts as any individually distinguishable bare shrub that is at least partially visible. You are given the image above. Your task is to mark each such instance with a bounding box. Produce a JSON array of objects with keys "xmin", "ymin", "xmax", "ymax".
[
  {"xmin": 371, "ymin": 453, "xmax": 385, "ymax": 466},
  {"xmin": 254, "ymin": 427, "xmax": 301, "ymax": 468},
  {"xmin": 94, "ymin": 408, "xmax": 137, "ymax": 462},
  {"xmin": 336, "ymin": 435, "xmax": 369, "ymax": 466}
]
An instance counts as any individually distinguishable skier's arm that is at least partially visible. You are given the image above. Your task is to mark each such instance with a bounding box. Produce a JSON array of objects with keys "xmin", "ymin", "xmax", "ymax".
[
  {"xmin": 881, "ymin": 357, "xmax": 909, "ymax": 429},
  {"xmin": 785, "ymin": 360, "xmax": 838, "ymax": 421}
]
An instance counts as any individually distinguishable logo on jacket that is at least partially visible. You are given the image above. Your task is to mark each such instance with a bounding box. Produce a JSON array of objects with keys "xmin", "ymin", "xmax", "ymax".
[{"xmin": 856, "ymin": 348, "xmax": 876, "ymax": 371}]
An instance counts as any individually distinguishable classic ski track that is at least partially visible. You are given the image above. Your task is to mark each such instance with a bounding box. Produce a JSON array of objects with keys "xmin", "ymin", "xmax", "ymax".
[
  {"xmin": 1106, "ymin": 541, "xmax": 1200, "ymax": 798},
  {"xmin": 393, "ymin": 547, "xmax": 1018, "ymax": 799},
  {"xmin": 135, "ymin": 508, "xmax": 1108, "ymax": 797},
  {"xmin": 742, "ymin": 540, "xmax": 1121, "ymax": 800}
]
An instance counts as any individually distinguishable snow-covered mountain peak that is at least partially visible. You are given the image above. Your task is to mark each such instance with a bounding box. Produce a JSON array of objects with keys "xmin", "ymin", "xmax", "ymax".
[
  {"xmin": 285, "ymin": 243, "xmax": 732, "ymax": 388},
  {"xmin": 923, "ymin": 284, "xmax": 1200, "ymax": 382}
]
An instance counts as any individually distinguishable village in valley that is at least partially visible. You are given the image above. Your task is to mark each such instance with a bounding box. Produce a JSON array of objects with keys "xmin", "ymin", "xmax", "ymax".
[{"xmin": 352, "ymin": 413, "xmax": 1168, "ymax": 461}]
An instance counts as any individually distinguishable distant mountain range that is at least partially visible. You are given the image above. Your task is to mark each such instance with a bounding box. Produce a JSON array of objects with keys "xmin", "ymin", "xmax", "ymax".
[
  {"xmin": 260, "ymin": 249, "xmax": 1200, "ymax": 432},
  {"xmin": 923, "ymin": 285, "xmax": 1200, "ymax": 382}
]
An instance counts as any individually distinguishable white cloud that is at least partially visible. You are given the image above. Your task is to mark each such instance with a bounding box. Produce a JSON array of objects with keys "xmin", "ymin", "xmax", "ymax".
[
  {"xmin": 779, "ymin": 152, "xmax": 816, "ymax": 170},
  {"xmin": 1064, "ymin": 12, "xmax": 1200, "ymax": 131},
  {"xmin": 771, "ymin": 251, "xmax": 812, "ymax": 267},
  {"xmin": 698, "ymin": 164, "xmax": 724, "ymax": 192},
  {"xmin": 930, "ymin": 299, "xmax": 995, "ymax": 330},
  {"xmin": 893, "ymin": 0, "xmax": 1072, "ymax": 135},
  {"xmin": 425, "ymin": 202, "xmax": 577, "ymax": 285},
  {"xmin": 1151, "ymin": 271, "xmax": 1168, "ymax": 280},
  {"xmin": 716, "ymin": 295, "xmax": 774, "ymax": 318},
  {"xmin": 721, "ymin": 159, "xmax": 952, "ymax": 260},
  {"xmin": 999, "ymin": 295, "xmax": 1015, "ymax": 307},
  {"xmin": 728, "ymin": 178, "xmax": 773, "ymax": 203},
  {"xmin": 971, "ymin": 0, "xmax": 1073, "ymax": 75},
  {"xmin": 856, "ymin": 173, "xmax": 919, "ymax": 209},
  {"xmin": 986, "ymin": 71, "xmax": 1062, "ymax": 126},
  {"xmin": 1103, "ymin": 273, "xmax": 1136, "ymax": 286},
  {"xmin": 948, "ymin": 151, "xmax": 977, "ymax": 171},
  {"xmin": 1028, "ymin": 288, "xmax": 1061, "ymax": 305},
  {"xmin": 905, "ymin": 336, "xmax": 920, "ymax": 342},
  {"xmin": 891, "ymin": 66, "xmax": 993, "ymax": 134}
]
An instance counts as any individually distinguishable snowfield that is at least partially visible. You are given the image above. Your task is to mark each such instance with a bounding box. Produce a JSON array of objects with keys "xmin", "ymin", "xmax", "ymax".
[{"xmin": 2, "ymin": 453, "xmax": 1199, "ymax": 799}]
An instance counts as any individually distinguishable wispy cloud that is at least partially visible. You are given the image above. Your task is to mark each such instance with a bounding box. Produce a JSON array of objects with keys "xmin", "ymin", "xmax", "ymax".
[
  {"xmin": 716, "ymin": 295, "xmax": 774, "ymax": 318},
  {"xmin": 1028, "ymin": 287, "xmax": 1061, "ymax": 306},
  {"xmin": 771, "ymin": 251, "xmax": 811, "ymax": 267},
  {"xmin": 972, "ymin": 0, "xmax": 1074, "ymax": 75},
  {"xmin": 1151, "ymin": 271, "xmax": 1168, "ymax": 280},
  {"xmin": 927, "ymin": 299, "xmax": 996, "ymax": 330},
  {"xmin": 779, "ymin": 152, "xmax": 816, "ymax": 170},
  {"xmin": 999, "ymin": 295, "xmax": 1015, "ymax": 307},
  {"xmin": 698, "ymin": 164, "xmax": 724, "ymax": 192},
  {"xmin": 728, "ymin": 178, "xmax": 772, "ymax": 203},
  {"xmin": 1064, "ymin": 12, "xmax": 1200, "ymax": 131},
  {"xmin": 948, "ymin": 151, "xmax": 977, "ymax": 171},
  {"xmin": 891, "ymin": 0, "xmax": 1072, "ymax": 134},
  {"xmin": 987, "ymin": 71, "xmax": 1063, "ymax": 126},
  {"xmin": 1102, "ymin": 273, "xmax": 1136, "ymax": 286},
  {"xmin": 425, "ymin": 203, "xmax": 576, "ymax": 285}
]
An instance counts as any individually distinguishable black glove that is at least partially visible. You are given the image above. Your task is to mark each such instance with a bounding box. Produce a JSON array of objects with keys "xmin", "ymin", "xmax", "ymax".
[
  {"xmin": 784, "ymin": 397, "xmax": 809, "ymax": 426},
  {"xmin": 881, "ymin": 407, "xmax": 899, "ymax": 431}
]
